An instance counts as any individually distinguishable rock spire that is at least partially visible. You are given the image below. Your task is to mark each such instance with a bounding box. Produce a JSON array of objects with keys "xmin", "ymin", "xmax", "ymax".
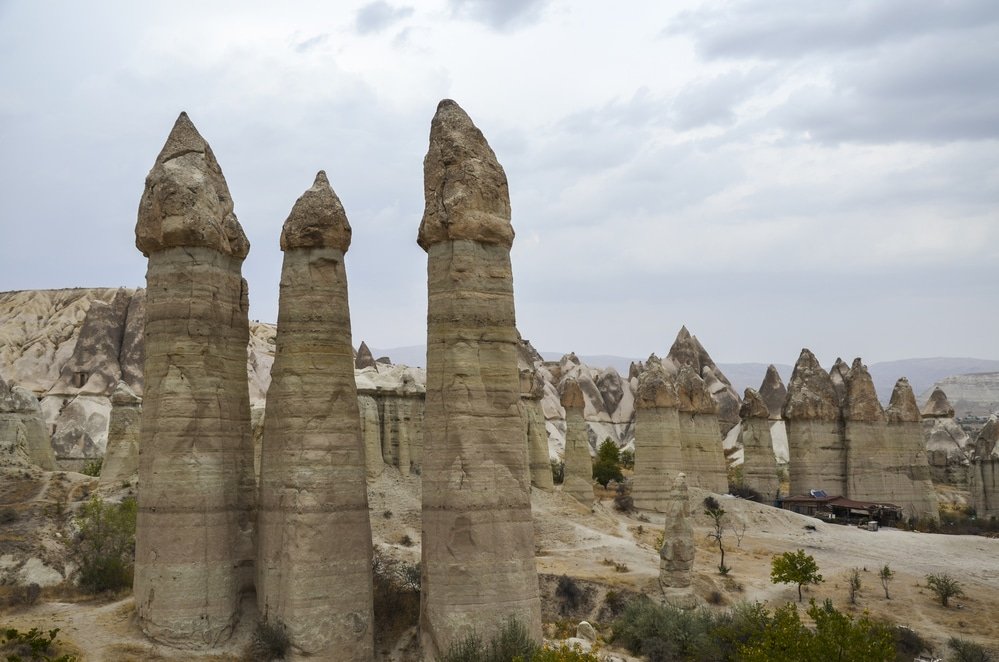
[
  {"xmin": 758, "ymin": 365, "xmax": 787, "ymax": 420},
  {"xmin": 418, "ymin": 100, "xmax": 541, "ymax": 657},
  {"xmin": 631, "ymin": 363, "xmax": 682, "ymax": 511},
  {"xmin": 737, "ymin": 388, "xmax": 779, "ymax": 501},
  {"xmin": 133, "ymin": 113, "xmax": 255, "ymax": 646},
  {"xmin": 561, "ymin": 380, "xmax": 595, "ymax": 504},
  {"xmin": 783, "ymin": 349, "xmax": 845, "ymax": 496},
  {"xmin": 256, "ymin": 172, "xmax": 374, "ymax": 658}
]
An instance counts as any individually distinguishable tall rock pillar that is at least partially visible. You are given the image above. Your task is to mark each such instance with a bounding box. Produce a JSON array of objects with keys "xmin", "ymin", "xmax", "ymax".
[
  {"xmin": 561, "ymin": 379, "xmax": 595, "ymax": 504},
  {"xmin": 783, "ymin": 349, "xmax": 844, "ymax": 496},
  {"xmin": 256, "ymin": 172, "xmax": 374, "ymax": 658},
  {"xmin": 418, "ymin": 99, "xmax": 542, "ymax": 658},
  {"xmin": 659, "ymin": 473, "xmax": 696, "ymax": 607},
  {"xmin": 675, "ymin": 365, "xmax": 728, "ymax": 494},
  {"xmin": 738, "ymin": 388, "xmax": 779, "ymax": 502},
  {"xmin": 133, "ymin": 113, "xmax": 255, "ymax": 646},
  {"xmin": 631, "ymin": 362, "xmax": 683, "ymax": 512},
  {"xmin": 521, "ymin": 368, "xmax": 555, "ymax": 492},
  {"xmin": 884, "ymin": 378, "xmax": 939, "ymax": 521}
]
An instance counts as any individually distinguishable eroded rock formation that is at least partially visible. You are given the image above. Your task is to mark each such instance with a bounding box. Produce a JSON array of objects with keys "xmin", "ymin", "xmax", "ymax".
[
  {"xmin": 970, "ymin": 415, "xmax": 999, "ymax": 518},
  {"xmin": 355, "ymin": 341, "xmax": 376, "ymax": 370},
  {"xmin": 561, "ymin": 380, "xmax": 594, "ymax": 504},
  {"xmin": 758, "ymin": 365, "xmax": 787, "ymax": 420},
  {"xmin": 521, "ymin": 368, "xmax": 554, "ymax": 492},
  {"xmin": 256, "ymin": 172, "xmax": 374, "ymax": 658},
  {"xmin": 97, "ymin": 382, "xmax": 141, "ymax": 487},
  {"xmin": 417, "ymin": 99, "xmax": 541, "ymax": 657},
  {"xmin": 737, "ymin": 388, "xmax": 779, "ymax": 502},
  {"xmin": 675, "ymin": 365, "xmax": 727, "ymax": 493},
  {"xmin": 783, "ymin": 349, "xmax": 845, "ymax": 496},
  {"xmin": 133, "ymin": 112, "xmax": 255, "ymax": 647},
  {"xmin": 0, "ymin": 377, "xmax": 55, "ymax": 470},
  {"xmin": 659, "ymin": 473, "xmax": 695, "ymax": 593},
  {"xmin": 667, "ymin": 327, "xmax": 741, "ymax": 433},
  {"xmin": 883, "ymin": 378, "xmax": 939, "ymax": 520},
  {"xmin": 920, "ymin": 387, "xmax": 971, "ymax": 486},
  {"xmin": 631, "ymin": 362, "xmax": 682, "ymax": 511}
]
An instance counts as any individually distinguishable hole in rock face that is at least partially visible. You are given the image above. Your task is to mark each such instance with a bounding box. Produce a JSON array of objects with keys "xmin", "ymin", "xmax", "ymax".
[{"xmin": 72, "ymin": 372, "xmax": 88, "ymax": 388}]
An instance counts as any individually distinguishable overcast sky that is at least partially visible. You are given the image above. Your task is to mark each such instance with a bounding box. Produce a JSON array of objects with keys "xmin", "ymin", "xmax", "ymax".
[{"xmin": 1, "ymin": 1, "xmax": 997, "ymax": 366}]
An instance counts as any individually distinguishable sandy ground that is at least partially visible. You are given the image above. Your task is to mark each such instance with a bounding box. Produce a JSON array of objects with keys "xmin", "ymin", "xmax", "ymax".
[{"xmin": 2, "ymin": 469, "xmax": 997, "ymax": 660}]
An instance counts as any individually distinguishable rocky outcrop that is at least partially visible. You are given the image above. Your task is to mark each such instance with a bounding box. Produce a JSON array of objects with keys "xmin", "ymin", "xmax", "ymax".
[
  {"xmin": 675, "ymin": 365, "xmax": 727, "ymax": 494},
  {"xmin": 417, "ymin": 100, "xmax": 541, "ymax": 657},
  {"xmin": 737, "ymin": 389, "xmax": 779, "ymax": 502},
  {"xmin": 0, "ymin": 378, "xmax": 55, "ymax": 470},
  {"xmin": 659, "ymin": 473, "xmax": 695, "ymax": 594},
  {"xmin": 356, "ymin": 366, "xmax": 426, "ymax": 476},
  {"xmin": 667, "ymin": 327, "xmax": 741, "ymax": 433},
  {"xmin": 521, "ymin": 369, "xmax": 554, "ymax": 492},
  {"xmin": 829, "ymin": 358, "xmax": 850, "ymax": 407},
  {"xmin": 561, "ymin": 380, "xmax": 594, "ymax": 504},
  {"xmin": 355, "ymin": 341, "xmax": 376, "ymax": 370},
  {"xmin": 97, "ymin": 382, "xmax": 141, "ymax": 487},
  {"xmin": 970, "ymin": 416, "xmax": 999, "ymax": 517},
  {"xmin": 133, "ymin": 113, "xmax": 255, "ymax": 647},
  {"xmin": 882, "ymin": 378, "xmax": 939, "ymax": 520},
  {"xmin": 631, "ymin": 363, "xmax": 682, "ymax": 511},
  {"xmin": 256, "ymin": 172, "xmax": 374, "ymax": 658},
  {"xmin": 973, "ymin": 415, "xmax": 998, "ymax": 459},
  {"xmin": 923, "ymin": 373, "xmax": 999, "ymax": 418},
  {"xmin": 357, "ymin": 394, "xmax": 383, "ymax": 479},
  {"xmin": 783, "ymin": 349, "xmax": 845, "ymax": 496},
  {"xmin": 758, "ymin": 365, "xmax": 787, "ymax": 420},
  {"xmin": 921, "ymin": 387, "xmax": 955, "ymax": 418}
]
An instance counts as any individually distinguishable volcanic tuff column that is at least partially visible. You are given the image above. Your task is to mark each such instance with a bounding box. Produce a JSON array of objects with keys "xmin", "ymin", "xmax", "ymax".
[
  {"xmin": 675, "ymin": 365, "xmax": 728, "ymax": 494},
  {"xmin": 969, "ymin": 416, "xmax": 999, "ymax": 518},
  {"xmin": 738, "ymin": 388, "xmax": 779, "ymax": 502},
  {"xmin": 521, "ymin": 369, "xmax": 555, "ymax": 492},
  {"xmin": 884, "ymin": 378, "xmax": 939, "ymax": 521},
  {"xmin": 631, "ymin": 362, "xmax": 683, "ymax": 512},
  {"xmin": 98, "ymin": 382, "xmax": 141, "ymax": 488},
  {"xmin": 758, "ymin": 365, "xmax": 787, "ymax": 420},
  {"xmin": 561, "ymin": 379, "xmax": 595, "ymax": 504},
  {"xmin": 0, "ymin": 378, "xmax": 55, "ymax": 470},
  {"xmin": 418, "ymin": 99, "xmax": 542, "ymax": 657},
  {"xmin": 921, "ymin": 387, "xmax": 971, "ymax": 486},
  {"xmin": 256, "ymin": 172, "xmax": 374, "ymax": 658},
  {"xmin": 659, "ymin": 473, "xmax": 695, "ymax": 591},
  {"xmin": 783, "ymin": 349, "xmax": 844, "ymax": 496},
  {"xmin": 133, "ymin": 113, "xmax": 255, "ymax": 647}
]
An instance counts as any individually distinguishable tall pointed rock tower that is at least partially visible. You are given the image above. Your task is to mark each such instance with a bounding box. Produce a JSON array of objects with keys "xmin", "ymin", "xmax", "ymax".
[
  {"xmin": 256, "ymin": 172, "xmax": 375, "ymax": 658},
  {"xmin": 133, "ymin": 113, "xmax": 255, "ymax": 646},
  {"xmin": 417, "ymin": 99, "xmax": 542, "ymax": 658}
]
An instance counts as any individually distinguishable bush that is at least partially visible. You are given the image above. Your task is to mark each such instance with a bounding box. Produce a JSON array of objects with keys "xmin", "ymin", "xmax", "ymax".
[
  {"xmin": 80, "ymin": 458, "xmax": 103, "ymax": 477},
  {"xmin": 948, "ymin": 636, "xmax": 996, "ymax": 662},
  {"xmin": 619, "ymin": 449, "xmax": 634, "ymax": 470},
  {"xmin": 0, "ymin": 627, "xmax": 77, "ymax": 661},
  {"xmin": 550, "ymin": 460, "xmax": 565, "ymax": 485},
  {"xmin": 372, "ymin": 551, "xmax": 420, "ymax": 644},
  {"xmin": 925, "ymin": 573, "xmax": 964, "ymax": 607},
  {"xmin": 71, "ymin": 495, "xmax": 136, "ymax": 593},
  {"xmin": 527, "ymin": 642, "xmax": 602, "ymax": 661},
  {"xmin": 440, "ymin": 617, "xmax": 538, "ymax": 662},
  {"xmin": 893, "ymin": 625, "xmax": 930, "ymax": 661},
  {"xmin": 770, "ymin": 549, "xmax": 823, "ymax": 602},
  {"xmin": 245, "ymin": 620, "xmax": 290, "ymax": 661},
  {"xmin": 11, "ymin": 582, "xmax": 42, "ymax": 607},
  {"xmin": 592, "ymin": 439, "xmax": 623, "ymax": 488},
  {"xmin": 612, "ymin": 597, "xmax": 723, "ymax": 662},
  {"xmin": 0, "ymin": 508, "xmax": 18, "ymax": 524},
  {"xmin": 728, "ymin": 483, "xmax": 763, "ymax": 502},
  {"xmin": 555, "ymin": 575, "xmax": 585, "ymax": 617},
  {"xmin": 613, "ymin": 494, "xmax": 634, "ymax": 512}
]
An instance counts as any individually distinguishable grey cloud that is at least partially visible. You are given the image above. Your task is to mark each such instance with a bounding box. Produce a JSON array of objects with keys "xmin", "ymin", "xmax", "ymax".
[
  {"xmin": 669, "ymin": 68, "xmax": 772, "ymax": 130},
  {"xmin": 448, "ymin": 0, "xmax": 549, "ymax": 31},
  {"xmin": 293, "ymin": 33, "xmax": 329, "ymax": 52},
  {"xmin": 355, "ymin": 2, "xmax": 414, "ymax": 34},
  {"xmin": 669, "ymin": 0, "xmax": 999, "ymax": 60}
]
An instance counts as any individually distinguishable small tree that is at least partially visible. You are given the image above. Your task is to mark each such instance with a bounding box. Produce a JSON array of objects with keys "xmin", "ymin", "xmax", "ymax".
[
  {"xmin": 592, "ymin": 439, "xmax": 623, "ymax": 487},
  {"xmin": 948, "ymin": 636, "xmax": 995, "ymax": 662},
  {"xmin": 703, "ymin": 496, "xmax": 730, "ymax": 574},
  {"xmin": 925, "ymin": 573, "xmax": 964, "ymax": 607},
  {"xmin": 771, "ymin": 549, "xmax": 823, "ymax": 602},
  {"xmin": 71, "ymin": 495, "xmax": 137, "ymax": 593},
  {"xmin": 847, "ymin": 568, "xmax": 862, "ymax": 605},
  {"xmin": 878, "ymin": 564, "xmax": 894, "ymax": 600}
]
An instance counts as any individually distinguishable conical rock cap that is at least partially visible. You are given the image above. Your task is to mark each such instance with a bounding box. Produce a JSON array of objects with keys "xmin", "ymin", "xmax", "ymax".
[{"xmin": 281, "ymin": 171, "xmax": 352, "ymax": 251}]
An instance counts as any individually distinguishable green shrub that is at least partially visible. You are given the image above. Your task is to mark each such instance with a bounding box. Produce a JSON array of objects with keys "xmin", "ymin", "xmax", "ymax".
[
  {"xmin": 948, "ymin": 636, "xmax": 996, "ymax": 662},
  {"xmin": 592, "ymin": 439, "xmax": 623, "ymax": 487},
  {"xmin": 770, "ymin": 549, "xmax": 823, "ymax": 602},
  {"xmin": 439, "ymin": 617, "xmax": 538, "ymax": 662},
  {"xmin": 245, "ymin": 620, "xmax": 290, "ymax": 661},
  {"xmin": 71, "ymin": 495, "xmax": 136, "ymax": 593},
  {"xmin": 611, "ymin": 597, "xmax": 723, "ymax": 662},
  {"xmin": 80, "ymin": 458, "xmax": 103, "ymax": 477},
  {"xmin": 524, "ymin": 642, "xmax": 601, "ymax": 661},
  {"xmin": 0, "ymin": 627, "xmax": 77, "ymax": 661},
  {"xmin": 925, "ymin": 573, "xmax": 964, "ymax": 607}
]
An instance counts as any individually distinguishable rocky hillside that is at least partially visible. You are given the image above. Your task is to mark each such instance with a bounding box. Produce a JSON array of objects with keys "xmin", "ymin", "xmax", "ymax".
[{"xmin": 921, "ymin": 373, "xmax": 999, "ymax": 418}]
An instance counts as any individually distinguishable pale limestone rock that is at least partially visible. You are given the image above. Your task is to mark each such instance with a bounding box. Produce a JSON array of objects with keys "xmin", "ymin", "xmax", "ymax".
[
  {"xmin": 358, "ymin": 394, "xmax": 384, "ymax": 479},
  {"xmin": 631, "ymin": 364, "xmax": 682, "ymax": 512},
  {"xmin": 922, "ymin": 416, "xmax": 971, "ymax": 486},
  {"xmin": 973, "ymin": 415, "xmax": 998, "ymax": 459},
  {"xmin": 133, "ymin": 113, "xmax": 254, "ymax": 647},
  {"xmin": 924, "ymin": 373, "xmax": 999, "ymax": 418},
  {"xmin": 882, "ymin": 378, "xmax": 939, "ymax": 520},
  {"xmin": 659, "ymin": 473, "xmax": 695, "ymax": 591},
  {"xmin": 49, "ymin": 288, "xmax": 131, "ymax": 396},
  {"xmin": 675, "ymin": 365, "xmax": 727, "ymax": 494},
  {"xmin": 921, "ymin": 387, "xmax": 955, "ymax": 418},
  {"xmin": 120, "ymin": 288, "xmax": 146, "ymax": 395},
  {"xmin": 355, "ymin": 364, "xmax": 426, "ymax": 476},
  {"xmin": 47, "ymin": 395, "xmax": 110, "ymax": 468},
  {"xmin": 257, "ymin": 171, "xmax": 374, "ymax": 658},
  {"xmin": 418, "ymin": 100, "xmax": 541, "ymax": 657},
  {"xmin": 783, "ymin": 349, "xmax": 845, "ymax": 496},
  {"xmin": 98, "ymin": 382, "xmax": 141, "ymax": 488},
  {"xmin": 0, "ymin": 378, "xmax": 56, "ymax": 470},
  {"xmin": 576, "ymin": 621, "xmax": 596, "ymax": 643},
  {"xmin": 829, "ymin": 358, "xmax": 850, "ymax": 407},
  {"xmin": 561, "ymin": 380, "xmax": 594, "ymax": 504},
  {"xmin": 521, "ymin": 369, "xmax": 554, "ymax": 492},
  {"xmin": 970, "ymin": 416, "xmax": 999, "ymax": 517},
  {"xmin": 758, "ymin": 365, "xmax": 787, "ymax": 420},
  {"xmin": 356, "ymin": 341, "xmax": 376, "ymax": 370},
  {"xmin": 738, "ymin": 389, "xmax": 779, "ymax": 502}
]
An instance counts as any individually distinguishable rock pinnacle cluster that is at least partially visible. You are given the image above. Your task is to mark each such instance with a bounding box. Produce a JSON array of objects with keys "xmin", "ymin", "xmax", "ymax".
[
  {"xmin": 133, "ymin": 113, "xmax": 255, "ymax": 646},
  {"xmin": 256, "ymin": 172, "xmax": 374, "ymax": 658},
  {"xmin": 417, "ymin": 100, "xmax": 542, "ymax": 657}
]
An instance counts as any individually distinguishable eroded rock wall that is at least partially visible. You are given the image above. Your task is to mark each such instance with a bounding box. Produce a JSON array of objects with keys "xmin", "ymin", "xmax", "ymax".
[
  {"xmin": 738, "ymin": 389, "xmax": 779, "ymax": 502},
  {"xmin": 631, "ymin": 362, "xmax": 682, "ymax": 512},
  {"xmin": 98, "ymin": 382, "xmax": 141, "ymax": 488}
]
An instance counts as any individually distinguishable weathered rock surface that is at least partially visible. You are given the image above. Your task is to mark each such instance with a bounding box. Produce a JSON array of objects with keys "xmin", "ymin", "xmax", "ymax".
[
  {"xmin": 829, "ymin": 358, "xmax": 850, "ymax": 407},
  {"xmin": 675, "ymin": 365, "xmax": 727, "ymax": 494},
  {"xmin": 521, "ymin": 369, "xmax": 554, "ymax": 492},
  {"xmin": 737, "ymin": 389, "xmax": 779, "ymax": 502},
  {"xmin": 355, "ymin": 341, "xmax": 376, "ymax": 370},
  {"xmin": 257, "ymin": 172, "xmax": 374, "ymax": 658},
  {"xmin": 921, "ymin": 387, "xmax": 955, "ymax": 418},
  {"xmin": 560, "ymin": 380, "xmax": 594, "ymax": 505},
  {"xmin": 417, "ymin": 99, "xmax": 541, "ymax": 657},
  {"xmin": 970, "ymin": 415, "xmax": 999, "ymax": 517},
  {"xmin": 659, "ymin": 473, "xmax": 695, "ymax": 591},
  {"xmin": 631, "ymin": 364, "xmax": 682, "ymax": 511},
  {"xmin": 356, "ymin": 365, "xmax": 426, "ymax": 476},
  {"xmin": 667, "ymin": 327, "xmax": 741, "ymax": 433},
  {"xmin": 0, "ymin": 378, "xmax": 55, "ymax": 470},
  {"xmin": 783, "ymin": 349, "xmax": 845, "ymax": 496},
  {"xmin": 97, "ymin": 382, "xmax": 141, "ymax": 487},
  {"xmin": 758, "ymin": 365, "xmax": 787, "ymax": 420},
  {"xmin": 973, "ymin": 415, "xmax": 998, "ymax": 459},
  {"xmin": 882, "ymin": 378, "xmax": 939, "ymax": 520},
  {"xmin": 133, "ymin": 113, "xmax": 255, "ymax": 647},
  {"xmin": 921, "ymin": 372, "xmax": 999, "ymax": 418}
]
